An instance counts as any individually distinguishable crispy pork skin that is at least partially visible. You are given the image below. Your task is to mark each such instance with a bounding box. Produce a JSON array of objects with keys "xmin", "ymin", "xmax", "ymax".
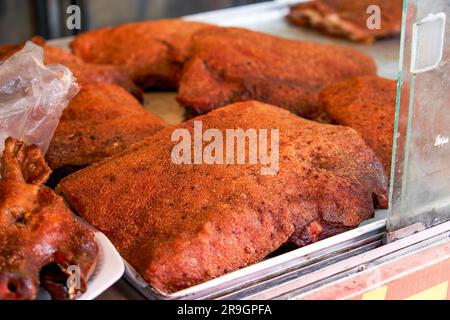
[
  {"xmin": 57, "ymin": 101, "xmax": 387, "ymax": 293},
  {"xmin": 46, "ymin": 83, "xmax": 167, "ymax": 171},
  {"xmin": 177, "ymin": 27, "xmax": 376, "ymax": 118},
  {"xmin": 319, "ymin": 76, "xmax": 396, "ymax": 177},
  {"xmin": 70, "ymin": 19, "xmax": 216, "ymax": 90}
]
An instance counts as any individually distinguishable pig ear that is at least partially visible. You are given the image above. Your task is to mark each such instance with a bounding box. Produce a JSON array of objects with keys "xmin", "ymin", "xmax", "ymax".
[
  {"xmin": 1, "ymin": 137, "xmax": 51, "ymax": 186},
  {"xmin": 21, "ymin": 144, "xmax": 52, "ymax": 185}
]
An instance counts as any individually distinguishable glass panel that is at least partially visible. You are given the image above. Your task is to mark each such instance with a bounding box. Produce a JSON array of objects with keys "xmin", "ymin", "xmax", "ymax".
[{"xmin": 389, "ymin": 0, "xmax": 450, "ymax": 231}]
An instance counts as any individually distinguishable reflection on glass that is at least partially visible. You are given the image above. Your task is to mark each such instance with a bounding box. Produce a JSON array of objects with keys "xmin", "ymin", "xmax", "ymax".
[{"xmin": 389, "ymin": 0, "xmax": 450, "ymax": 231}]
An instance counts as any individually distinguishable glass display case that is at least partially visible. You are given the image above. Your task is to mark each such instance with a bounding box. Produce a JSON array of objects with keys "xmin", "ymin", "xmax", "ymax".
[{"xmin": 389, "ymin": 0, "xmax": 450, "ymax": 234}]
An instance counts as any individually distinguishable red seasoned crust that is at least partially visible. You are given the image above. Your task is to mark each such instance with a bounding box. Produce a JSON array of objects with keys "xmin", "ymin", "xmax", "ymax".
[
  {"xmin": 57, "ymin": 101, "xmax": 387, "ymax": 293},
  {"xmin": 288, "ymin": 0, "xmax": 403, "ymax": 44},
  {"xmin": 70, "ymin": 19, "xmax": 216, "ymax": 89},
  {"xmin": 177, "ymin": 27, "xmax": 376, "ymax": 118},
  {"xmin": 320, "ymin": 76, "xmax": 396, "ymax": 177},
  {"xmin": 46, "ymin": 83, "xmax": 167, "ymax": 170}
]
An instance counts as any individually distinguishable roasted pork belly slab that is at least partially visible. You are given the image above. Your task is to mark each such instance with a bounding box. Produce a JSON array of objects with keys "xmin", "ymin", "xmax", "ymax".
[
  {"xmin": 57, "ymin": 101, "xmax": 387, "ymax": 293},
  {"xmin": 70, "ymin": 19, "xmax": 216, "ymax": 90},
  {"xmin": 177, "ymin": 27, "xmax": 376, "ymax": 118},
  {"xmin": 46, "ymin": 83, "xmax": 167, "ymax": 171}
]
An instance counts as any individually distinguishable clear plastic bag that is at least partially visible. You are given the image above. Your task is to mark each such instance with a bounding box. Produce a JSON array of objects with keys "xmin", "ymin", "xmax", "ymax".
[{"xmin": 0, "ymin": 41, "xmax": 79, "ymax": 153}]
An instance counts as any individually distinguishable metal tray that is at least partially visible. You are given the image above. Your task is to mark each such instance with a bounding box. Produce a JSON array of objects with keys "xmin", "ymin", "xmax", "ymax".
[{"xmin": 49, "ymin": 0, "xmax": 400, "ymax": 299}]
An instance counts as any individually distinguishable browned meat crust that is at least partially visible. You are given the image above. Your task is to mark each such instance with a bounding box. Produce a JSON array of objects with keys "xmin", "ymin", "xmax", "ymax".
[
  {"xmin": 46, "ymin": 83, "xmax": 167, "ymax": 171},
  {"xmin": 0, "ymin": 138, "xmax": 98, "ymax": 300},
  {"xmin": 177, "ymin": 27, "xmax": 377, "ymax": 118},
  {"xmin": 70, "ymin": 19, "xmax": 216, "ymax": 90},
  {"xmin": 319, "ymin": 76, "xmax": 396, "ymax": 177},
  {"xmin": 0, "ymin": 37, "xmax": 141, "ymax": 97},
  {"xmin": 57, "ymin": 101, "xmax": 387, "ymax": 293},
  {"xmin": 288, "ymin": 0, "xmax": 403, "ymax": 44}
]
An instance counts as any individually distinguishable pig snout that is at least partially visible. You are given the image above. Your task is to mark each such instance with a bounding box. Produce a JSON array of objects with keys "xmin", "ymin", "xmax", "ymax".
[{"xmin": 0, "ymin": 272, "xmax": 36, "ymax": 300}]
